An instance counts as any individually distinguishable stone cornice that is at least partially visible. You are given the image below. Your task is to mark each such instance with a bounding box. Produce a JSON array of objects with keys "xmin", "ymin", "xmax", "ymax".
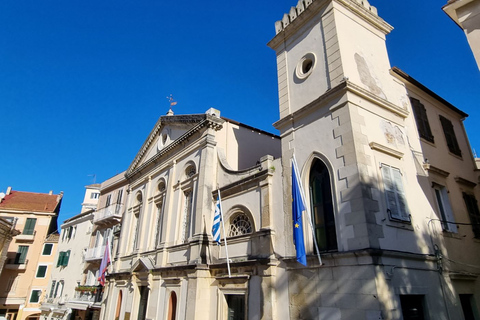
[
  {"xmin": 422, "ymin": 164, "xmax": 450, "ymax": 178},
  {"xmin": 126, "ymin": 116, "xmax": 224, "ymax": 179},
  {"xmin": 455, "ymin": 176, "xmax": 477, "ymax": 188},
  {"xmin": 273, "ymin": 80, "xmax": 409, "ymax": 132}
]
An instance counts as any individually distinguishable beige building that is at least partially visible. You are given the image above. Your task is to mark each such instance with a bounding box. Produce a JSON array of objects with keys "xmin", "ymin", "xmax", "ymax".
[
  {"xmin": 0, "ymin": 187, "xmax": 62, "ymax": 320},
  {"xmin": 443, "ymin": 0, "xmax": 480, "ymax": 69},
  {"xmin": 40, "ymin": 184, "xmax": 100, "ymax": 320},
  {"xmin": 0, "ymin": 216, "xmax": 20, "ymax": 277},
  {"xmin": 90, "ymin": 0, "xmax": 480, "ymax": 319},
  {"xmin": 72, "ymin": 173, "xmax": 127, "ymax": 320}
]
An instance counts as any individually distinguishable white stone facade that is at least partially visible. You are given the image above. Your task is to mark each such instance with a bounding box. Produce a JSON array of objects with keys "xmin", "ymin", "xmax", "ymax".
[{"xmin": 95, "ymin": 0, "xmax": 480, "ymax": 319}]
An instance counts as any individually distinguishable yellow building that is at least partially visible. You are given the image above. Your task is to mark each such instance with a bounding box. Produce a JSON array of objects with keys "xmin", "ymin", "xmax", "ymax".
[{"xmin": 0, "ymin": 187, "xmax": 62, "ymax": 320}]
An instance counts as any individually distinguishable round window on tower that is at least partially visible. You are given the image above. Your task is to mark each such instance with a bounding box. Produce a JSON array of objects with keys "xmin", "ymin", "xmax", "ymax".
[{"xmin": 295, "ymin": 52, "xmax": 316, "ymax": 80}]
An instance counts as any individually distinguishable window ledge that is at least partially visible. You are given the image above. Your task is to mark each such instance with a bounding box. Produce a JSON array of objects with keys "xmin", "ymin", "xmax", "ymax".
[
  {"xmin": 442, "ymin": 231, "xmax": 463, "ymax": 239},
  {"xmin": 385, "ymin": 219, "xmax": 414, "ymax": 231},
  {"xmin": 369, "ymin": 142, "xmax": 404, "ymax": 159}
]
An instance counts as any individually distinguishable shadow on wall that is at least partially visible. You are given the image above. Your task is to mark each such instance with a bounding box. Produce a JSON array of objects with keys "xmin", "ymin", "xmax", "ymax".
[{"xmin": 231, "ymin": 127, "xmax": 280, "ymax": 170}]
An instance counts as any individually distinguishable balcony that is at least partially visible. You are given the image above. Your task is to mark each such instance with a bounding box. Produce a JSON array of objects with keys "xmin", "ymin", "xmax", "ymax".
[
  {"xmin": 71, "ymin": 286, "xmax": 103, "ymax": 303},
  {"xmin": 93, "ymin": 204, "xmax": 123, "ymax": 225},
  {"xmin": 85, "ymin": 245, "xmax": 105, "ymax": 261},
  {"xmin": 4, "ymin": 258, "xmax": 28, "ymax": 270},
  {"xmin": 15, "ymin": 230, "xmax": 36, "ymax": 242}
]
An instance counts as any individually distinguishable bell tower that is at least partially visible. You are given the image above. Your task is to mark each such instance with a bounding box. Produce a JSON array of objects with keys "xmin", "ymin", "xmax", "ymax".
[{"xmin": 269, "ymin": 0, "xmax": 413, "ymax": 253}]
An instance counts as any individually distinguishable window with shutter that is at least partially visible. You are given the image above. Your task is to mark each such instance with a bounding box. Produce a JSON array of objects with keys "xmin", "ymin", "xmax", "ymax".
[
  {"xmin": 36, "ymin": 265, "xmax": 47, "ymax": 278},
  {"xmin": 434, "ymin": 185, "xmax": 457, "ymax": 232},
  {"xmin": 463, "ymin": 193, "xmax": 480, "ymax": 238},
  {"xmin": 15, "ymin": 246, "xmax": 29, "ymax": 264},
  {"xmin": 30, "ymin": 289, "xmax": 42, "ymax": 303},
  {"xmin": 42, "ymin": 243, "xmax": 53, "ymax": 255},
  {"xmin": 439, "ymin": 115, "xmax": 461, "ymax": 157},
  {"xmin": 23, "ymin": 218, "xmax": 36, "ymax": 235},
  {"xmin": 381, "ymin": 164, "xmax": 410, "ymax": 221},
  {"xmin": 410, "ymin": 98, "xmax": 434, "ymax": 143}
]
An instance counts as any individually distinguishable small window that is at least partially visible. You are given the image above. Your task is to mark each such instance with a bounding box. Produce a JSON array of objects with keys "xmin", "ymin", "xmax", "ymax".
[
  {"xmin": 186, "ymin": 165, "xmax": 196, "ymax": 178},
  {"xmin": 439, "ymin": 115, "xmax": 461, "ymax": 157},
  {"xmin": 228, "ymin": 213, "xmax": 252, "ymax": 237},
  {"xmin": 459, "ymin": 294, "xmax": 477, "ymax": 320},
  {"xmin": 106, "ymin": 194, "xmax": 112, "ymax": 207},
  {"xmin": 226, "ymin": 294, "xmax": 246, "ymax": 320},
  {"xmin": 57, "ymin": 250, "xmax": 70, "ymax": 267},
  {"xmin": 381, "ymin": 164, "xmax": 410, "ymax": 221},
  {"xmin": 23, "ymin": 218, "xmax": 36, "ymax": 235},
  {"xmin": 433, "ymin": 185, "xmax": 457, "ymax": 232},
  {"xmin": 410, "ymin": 98, "xmax": 434, "ymax": 143},
  {"xmin": 15, "ymin": 246, "xmax": 29, "ymax": 264},
  {"xmin": 91, "ymin": 192, "xmax": 100, "ymax": 199},
  {"xmin": 49, "ymin": 280, "xmax": 56, "ymax": 298},
  {"xmin": 36, "ymin": 265, "xmax": 47, "ymax": 278},
  {"xmin": 463, "ymin": 192, "xmax": 480, "ymax": 238},
  {"xmin": 42, "ymin": 243, "xmax": 53, "ymax": 255},
  {"xmin": 400, "ymin": 295, "xmax": 426, "ymax": 320},
  {"xmin": 117, "ymin": 189, "xmax": 123, "ymax": 203},
  {"xmin": 30, "ymin": 289, "xmax": 42, "ymax": 303}
]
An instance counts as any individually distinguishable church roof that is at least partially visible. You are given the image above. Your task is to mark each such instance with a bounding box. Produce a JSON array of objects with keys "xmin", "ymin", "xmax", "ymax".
[{"xmin": 0, "ymin": 190, "xmax": 63, "ymax": 213}]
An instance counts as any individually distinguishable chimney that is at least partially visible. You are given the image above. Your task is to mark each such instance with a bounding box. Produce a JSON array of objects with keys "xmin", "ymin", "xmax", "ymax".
[
  {"xmin": 49, "ymin": 190, "xmax": 53, "ymax": 195},
  {"xmin": 6, "ymin": 186, "xmax": 12, "ymax": 195}
]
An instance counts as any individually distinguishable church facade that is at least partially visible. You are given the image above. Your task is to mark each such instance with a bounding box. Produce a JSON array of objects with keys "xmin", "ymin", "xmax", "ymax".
[{"xmin": 100, "ymin": 0, "xmax": 480, "ymax": 319}]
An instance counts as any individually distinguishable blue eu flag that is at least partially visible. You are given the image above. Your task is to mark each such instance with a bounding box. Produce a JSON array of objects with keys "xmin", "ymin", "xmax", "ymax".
[{"xmin": 292, "ymin": 159, "xmax": 307, "ymax": 266}]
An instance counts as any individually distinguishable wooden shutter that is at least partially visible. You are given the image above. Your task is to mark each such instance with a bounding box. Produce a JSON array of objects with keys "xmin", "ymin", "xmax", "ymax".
[
  {"xmin": 440, "ymin": 115, "xmax": 461, "ymax": 156},
  {"xmin": 463, "ymin": 193, "xmax": 480, "ymax": 238},
  {"xmin": 382, "ymin": 164, "xmax": 410, "ymax": 221},
  {"xmin": 410, "ymin": 98, "xmax": 434, "ymax": 142}
]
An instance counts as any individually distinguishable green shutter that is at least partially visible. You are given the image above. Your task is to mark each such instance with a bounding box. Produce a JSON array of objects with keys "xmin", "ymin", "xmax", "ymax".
[
  {"xmin": 15, "ymin": 246, "xmax": 28, "ymax": 264},
  {"xmin": 23, "ymin": 218, "xmax": 36, "ymax": 235},
  {"xmin": 64, "ymin": 250, "xmax": 70, "ymax": 266}
]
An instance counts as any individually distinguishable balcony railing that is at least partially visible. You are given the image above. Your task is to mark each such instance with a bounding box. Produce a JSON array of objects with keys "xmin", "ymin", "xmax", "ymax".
[
  {"xmin": 85, "ymin": 245, "xmax": 105, "ymax": 261},
  {"xmin": 72, "ymin": 286, "xmax": 103, "ymax": 303},
  {"xmin": 4, "ymin": 258, "xmax": 28, "ymax": 270},
  {"xmin": 93, "ymin": 204, "xmax": 123, "ymax": 224},
  {"xmin": 16, "ymin": 230, "xmax": 36, "ymax": 241}
]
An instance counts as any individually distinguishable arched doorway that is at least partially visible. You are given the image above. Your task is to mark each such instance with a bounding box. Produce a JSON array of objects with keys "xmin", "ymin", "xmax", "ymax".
[
  {"xmin": 309, "ymin": 158, "xmax": 337, "ymax": 252},
  {"xmin": 167, "ymin": 291, "xmax": 177, "ymax": 320},
  {"xmin": 115, "ymin": 290, "xmax": 122, "ymax": 320}
]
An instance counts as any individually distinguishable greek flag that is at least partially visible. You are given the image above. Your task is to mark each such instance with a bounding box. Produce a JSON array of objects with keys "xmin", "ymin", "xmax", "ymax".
[{"xmin": 212, "ymin": 194, "xmax": 222, "ymax": 244}]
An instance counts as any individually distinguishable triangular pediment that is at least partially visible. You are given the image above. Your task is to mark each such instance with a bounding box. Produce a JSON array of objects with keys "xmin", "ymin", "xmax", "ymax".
[
  {"xmin": 126, "ymin": 113, "xmax": 224, "ymax": 178},
  {"xmin": 130, "ymin": 257, "xmax": 155, "ymax": 273}
]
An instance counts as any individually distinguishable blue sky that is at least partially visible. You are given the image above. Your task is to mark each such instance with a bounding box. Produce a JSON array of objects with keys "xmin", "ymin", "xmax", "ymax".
[{"xmin": 1, "ymin": 0, "xmax": 479, "ymax": 226}]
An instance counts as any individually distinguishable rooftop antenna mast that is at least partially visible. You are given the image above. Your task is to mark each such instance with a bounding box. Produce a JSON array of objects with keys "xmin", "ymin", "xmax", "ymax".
[{"xmin": 87, "ymin": 174, "xmax": 97, "ymax": 184}]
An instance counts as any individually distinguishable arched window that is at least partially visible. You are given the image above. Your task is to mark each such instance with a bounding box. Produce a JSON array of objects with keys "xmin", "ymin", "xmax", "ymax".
[
  {"xmin": 309, "ymin": 159, "xmax": 337, "ymax": 252},
  {"xmin": 167, "ymin": 291, "xmax": 177, "ymax": 320},
  {"xmin": 185, "ymin": 164, "xmax": 196, "ymax": 178},
  {"xmin": 228, "ymin": 212, "xmax": 252, "ymax": 237}
]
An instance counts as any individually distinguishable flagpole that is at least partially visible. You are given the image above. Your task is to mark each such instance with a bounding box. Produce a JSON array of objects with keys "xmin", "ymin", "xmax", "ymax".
[
  {"xmin": 292, "ymin": 156, "xmax": 323, "ymax": 265},
  {"xmin": 218, "ymin": 191, "xmax": 231, "ymax": 278}
]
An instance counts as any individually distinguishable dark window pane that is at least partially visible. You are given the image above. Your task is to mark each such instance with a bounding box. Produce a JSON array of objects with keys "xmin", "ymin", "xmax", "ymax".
[
  {"xmin": 227, "ymin": 295, "xmax": 245, "ymax": 320},
  {"xmin": 36, "ymin": 265, "xmax": 47, "ymax": 278},
  {"xmin": 43, "ymin": 243, "xmax": 53, "ymax": 255}
]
